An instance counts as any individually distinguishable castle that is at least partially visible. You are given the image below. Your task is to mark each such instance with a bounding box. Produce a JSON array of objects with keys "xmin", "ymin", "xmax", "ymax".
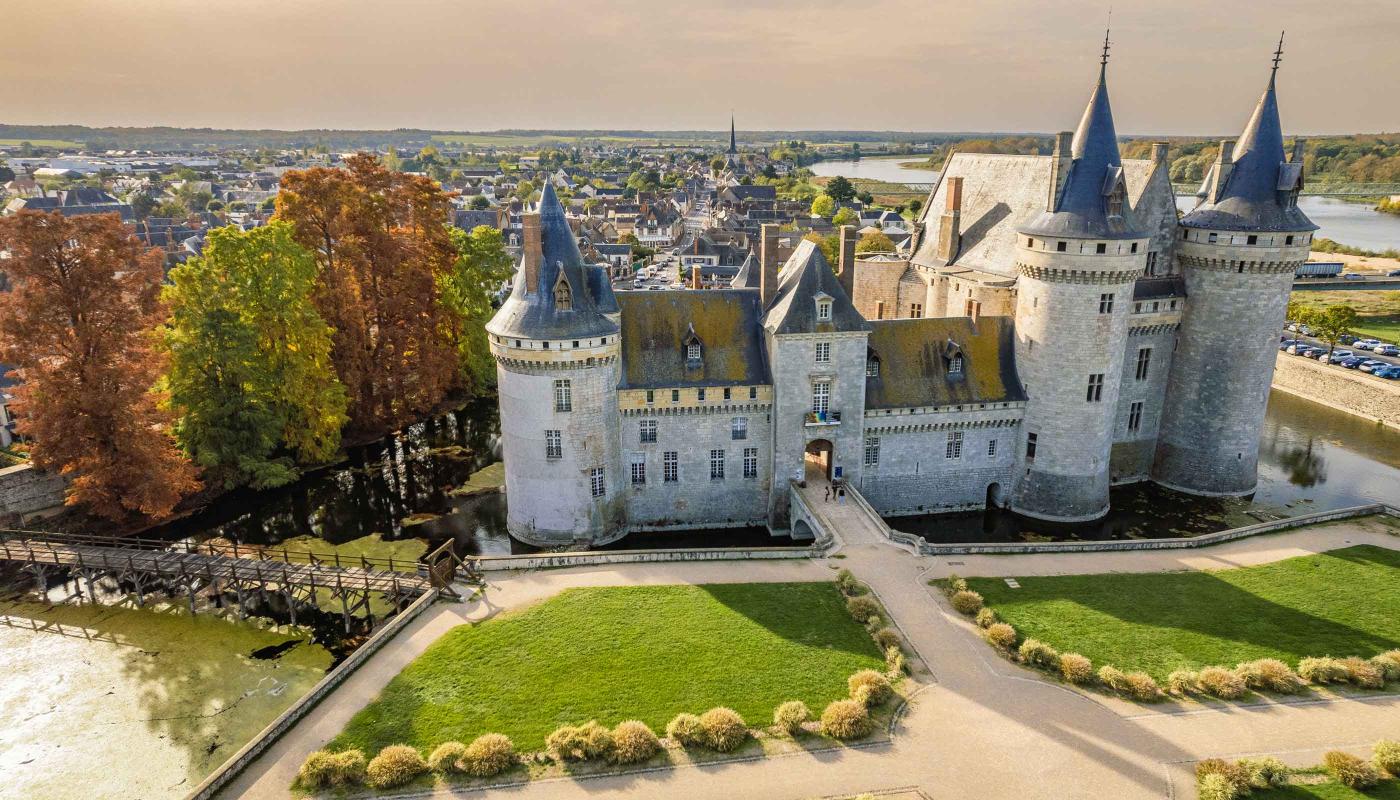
[{"xmin": 487, "ymin": 44, "xmax": 1317, "ymax": 546}]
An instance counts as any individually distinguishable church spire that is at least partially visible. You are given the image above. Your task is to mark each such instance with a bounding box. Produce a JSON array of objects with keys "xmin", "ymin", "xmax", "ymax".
[{"xmin": 729, "ymin": 115, "xmax": 737, "ymax": 155}]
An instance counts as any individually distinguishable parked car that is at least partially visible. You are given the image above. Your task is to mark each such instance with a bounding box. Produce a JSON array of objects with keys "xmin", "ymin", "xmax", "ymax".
[
  {"xmin": 1340, "ymin": 334, "xmax": 1357, "ymax": 344},
  {"xmin": 1354, "ymin": 339, "xmax": 1382, "ymax": 351},
  {"xmin": 1342, "ymin": 273, "xmax": 1366, "ymax": 281},
  {"xmin": 1339, "ymin": 356, "xmax": 1366, "ymax": 369},
  {"xmin": 1286, "ymin": 322, "xmax": 1300, "ymax": 332},
  {"xmin": 1373, "ymin": 365, "xmax": 1400, "ymax": 379},
  {"xmin": 1388, "ymin": 269, "xmax": 1400, "ymax": 277},
  {"xmin": 1286, "ymin": 344, "xmax": 1309, "ymax": 355},
  {"xmin": 1300, "ymin": 325, "xmax": 1315, "ymax": 336},
  {"xmin": 1280, "ymin": 339, "xmax": 1299, "ymax": 350},
  {"xmin": 1327, "ymin": 350, "xmax": 1354, "ymax": 363},
  {"xmin": 1373, "ymin": 344, "xmax": 1400, "ymax": 357},
  {"xmin": 1359, "ymin": 360, "xmax": 1387, "ymax": 373}
]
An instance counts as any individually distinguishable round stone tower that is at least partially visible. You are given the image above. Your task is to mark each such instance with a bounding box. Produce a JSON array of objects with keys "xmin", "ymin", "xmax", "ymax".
[
  {"xmin": 1010, "ymin": 56, "xmax": 1150, "ymax": 522},
  {"xmin": 1154, "ymin": 55, "xmax": 1316, "ymax": 496},
  {"xmin": 487, "ymin": 184, "xmax": 626, "ymax": 546}
]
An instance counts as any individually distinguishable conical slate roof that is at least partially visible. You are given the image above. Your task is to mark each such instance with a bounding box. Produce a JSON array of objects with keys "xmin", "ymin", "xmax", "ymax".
[
  {"xmin": 730, "ymin": 251, "xmax": 760, "ymax": 288},
  {"xmin": 1019, "ymin": 64, "xmax": 1144, "ymax": 241},
  {"xmin": 763, "ymin": 239, "xmax": 870, "ymax": 335},
  {"xmin": 1181, "ymin": 68, "xmax": 1316, "ymax": 233},
  {"xmin": 486, "ymin": 183, "xmax": 618, "ymax": 340}
]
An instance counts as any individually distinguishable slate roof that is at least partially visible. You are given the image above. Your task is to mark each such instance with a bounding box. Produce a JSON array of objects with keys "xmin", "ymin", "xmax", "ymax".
[
  {"xmin": 864, "ymin": 316, "xmax": 1025, "ymax": 410},
  {"xmin": 730, "ymin": 252, "xmax": 761, "ymax": 288},
  {"xmin": 764, "ymin": 239, "xmax": 870, "ymax": 335},
  {"xmin": 487, "ymin": 183, "xmax": 619, "ymax": 341},
  {"xmin": 1180, "ymin": 71, "xmax": 1316, "ymax": 233},
  {"xmin": 616, "ymin": 289, "xmax": 770, "ymax": 389}
]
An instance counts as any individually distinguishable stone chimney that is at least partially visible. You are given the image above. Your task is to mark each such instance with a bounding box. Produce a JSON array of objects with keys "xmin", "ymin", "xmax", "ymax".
[
  {"xmin": 937, "ymin": 176, "xmax": 963, "ymax": 263},
  {"xmin": 837, "ymin": 225, "xmax": 857, "ymax": 300},
  {"xmin": 1291, "ymin": 138, "xmax": 1307, "ymax": 164},
  {"xmin": 1151, "ymin": 142, "xmax": 1169, "ymax": 165},
  {"xmin": 760, "ymin": 223, "xmax": 780, "ymax": 307},
  {"xmin": 522, "ymin": 211, "xmax": 542, "ymax": 294},
  {"xmin": 1207, "ymin": 139, "xmax": 1235, "ymax": 204},
  {"xmin": 1047, "ymin": 131, "xmax": 1073, "ymax": 211},
  {"xmin": 691, "ymin": 265, "xmax": 702, "ymax": 289}
]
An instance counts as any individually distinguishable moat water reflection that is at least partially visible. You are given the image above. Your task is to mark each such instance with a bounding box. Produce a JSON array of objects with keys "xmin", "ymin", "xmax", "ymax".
[{"xmin": 891, "ymin": 390, "xmax": 1400, "ymax": 544}]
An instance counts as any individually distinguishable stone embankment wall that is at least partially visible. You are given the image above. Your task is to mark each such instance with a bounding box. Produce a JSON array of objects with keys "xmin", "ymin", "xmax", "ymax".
[
  {"xmin": 1271, "ymin": 353, "xmax": 1400, "ymax": 431},
  {"xmin": 0, "ymin": 463, "xmax": 66, "ymax": 521}
]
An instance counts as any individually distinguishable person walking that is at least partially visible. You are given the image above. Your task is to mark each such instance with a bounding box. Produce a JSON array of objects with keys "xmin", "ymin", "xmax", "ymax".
[{"xmin": 824, "ymin": 485, "xmax": 831, "ymax": 502}]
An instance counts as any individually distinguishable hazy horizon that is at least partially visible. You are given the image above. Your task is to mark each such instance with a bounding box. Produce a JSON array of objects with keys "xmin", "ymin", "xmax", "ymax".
[{"xmin": 5, "ymin": 0, "xmax": 1399, "ymax": 137}]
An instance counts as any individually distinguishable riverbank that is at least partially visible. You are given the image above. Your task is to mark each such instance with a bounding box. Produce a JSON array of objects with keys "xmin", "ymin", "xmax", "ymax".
[
  {"xmin": 1307, "ymin": 249, "xmax": 1400, "ymax": 273},
  {"xmin": 1271, "ymin": 352, "xmax": 1400, "ymax": 431}
]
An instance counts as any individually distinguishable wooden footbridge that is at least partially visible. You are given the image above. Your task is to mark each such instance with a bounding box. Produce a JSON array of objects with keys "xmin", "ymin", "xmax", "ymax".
[{"xmin": 0, "ymin": 529, "xmax": 474, "ymax": 630}]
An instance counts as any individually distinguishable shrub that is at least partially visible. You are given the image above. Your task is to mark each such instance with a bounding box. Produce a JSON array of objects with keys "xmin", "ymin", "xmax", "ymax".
[
  {"xmin": 547, "ymin": 721, "xmax": 614, "ymax": 762},
  {"xmin": 1059, "ymin": 652, "xmax": 1094, "ymax": 684},
  {"xmin": 773, "ymin": 701, "xmax": 811, "ymax": 736},
  {"xmin": 974, "ymin": 607, "xmax": 999, "ymax": 629},
  {"xmin": 1196, "ymin": 758, "xmax": 1250, "ymax": 799},
  {"xmin": 1097, "ymin": 665, "xmax": 1130, "ymax": 693},
  {"xmin": 848, "ymin": 670, "xmax": 893, "ymax": 707},
  {"xmin": 610, "ymin": 721, "xmax": 660, "ymax": 764},
  {"xmin": 949, "ymin": 590, "xmax": 984, "ymax": 615},
  {"xmin": 1342, "ymin": 656, "xmax": 1385, "ymax": 689},
  {"xmin": 1373, "ymin": 739, "xmax": 1400, "ymax": 776},
  {"xmin": 1324, "ymin": 750, "xmax": 1381, "ymax": 789},
  {"xmin": 985, "ymin": 622, "xmax": 1018, "ymax": 650},
  {"xmin": 298, "ymin": 749, "xmax": 366, "ymax": 789},
  {"xmin": 365, "ymin": 745, "xmax": 428, "ymax": 790},
  {"xmin": 1198, "ymin": 666, "xmax": 1247, "ymax": 699},
  {"xmin": 1235, "ymin": 659, "xmax": 1305, "ymax": 694},
  {"xmin": 1018, "ymin": 638, "xmax": 1059, "ymax": 671},
  {"xmin": 820, "ymin": 699, "xmax": 873, "ymax": 739},
  {"xmin": 944, "ymin": 574, "xmax": 969, "ymax": 595},
  {"xmin": 872, "ymin": 627, "xmax": 901, "ymax": 652},
  {"xmin": 1196, "ymin": 772, "xmax": 1243, "ymax": 800},
  {"xmin": 1167, "ymin": 670, "xmax": 1201, "ymax": 696},
  {"xmin": 427, "ymin": 741, "xmax": 467, "ymax": 773},
  {"xmin": 846, "ymin": 595, "xmax": 881, "ymax": 624},
  {"xmin": 666, "ymin": 713, "xmax": 706, "ymax": 747},
  {"xmin": 1299, "ymin": 656, "xmax": 1350, "ymax": 685},
  {"xmin": 836, "ymin": 569, "xmax": 866, "ymax": 596},
  {"xmin": 459, "ymin": 733, "xmax": 515, "ymax": 777},
  {"xmin": 1371, "ymin": 653, "xmax": 1400, "ymax": 683},
  {"xmin": 1237, "ymin": 756, "xmax": 1290, "ymax": 789},
  {"xmin": 885, "ymin": 646, "xmax": 906, "ymax": 675},
  {"xmin": 1124, "ymin": 671, "xmax": 1165, "ymax": 702},
  {"xmin": 700, "ymin": 707, "xmax": 749, "ymax": 752}
]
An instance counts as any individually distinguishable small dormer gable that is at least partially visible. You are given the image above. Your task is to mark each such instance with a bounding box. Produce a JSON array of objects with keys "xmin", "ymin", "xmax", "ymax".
[
  {"xmin": 683, "ymin": 324, "xmax": 704, "ymax": 366},
  {"xmin": 814, "ymin": 291, "xmax": 833, "ymax": 323},
  {"xmin": 942, "ymin": 338, "xmax": 965, "ymax": 380}
]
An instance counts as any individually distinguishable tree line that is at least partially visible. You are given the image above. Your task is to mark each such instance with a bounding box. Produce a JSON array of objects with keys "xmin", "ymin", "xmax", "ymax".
[{"xmin": 0, "ymin": 154, "xmax": 513, "ymax": 523}]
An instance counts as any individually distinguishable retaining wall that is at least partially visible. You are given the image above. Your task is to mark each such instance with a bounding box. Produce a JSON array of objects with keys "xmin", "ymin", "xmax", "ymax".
[
  {"xmin": 184, "ymin": 589, "xmax": 440, "ymax": 800},
  {"xmin": 472, "ymin": 544, "xmax": 825, "ymax": 572},
  {"xmin": 0, "ymin": 463, "xmax": 65, "ymax": 519},
  {"xmin": 1271, "ymin": 353, "xmax": 1400, "ymax": 430}
]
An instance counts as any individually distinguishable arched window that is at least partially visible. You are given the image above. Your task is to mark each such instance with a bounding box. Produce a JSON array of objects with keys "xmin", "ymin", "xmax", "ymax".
[
  {"xmin": 865, "ymin": 348, "xmax": 881, "ymax": 378},
  {"xmin": 1106, "ymin": 183, "xmax": 1126, "ymax": 218},
  {"xmin": 554, "ymin": 277, "xmax": 572, "ymax": 310}
]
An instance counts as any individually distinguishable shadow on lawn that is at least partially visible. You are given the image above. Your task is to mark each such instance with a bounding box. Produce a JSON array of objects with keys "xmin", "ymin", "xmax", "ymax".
[{"xmin": 697, "ymin": 582, "xmax": 884, "ymax": 660}]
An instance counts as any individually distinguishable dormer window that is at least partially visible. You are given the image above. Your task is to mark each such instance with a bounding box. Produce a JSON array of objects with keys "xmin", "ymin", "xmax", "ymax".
[
  {"xmin": 816, "ymin": 300, "xmax": 832, "ymax": 321},
  {"xmin": 943, "ymin": 339, "xmax": 964, "ymax": 379},
  {"xmin": 865, "ymin": 349, "xmax": 881, "ymax": 378},
  {"xmin": 949, "ymin": 355, "xmax": 964, "ymax": 376},
  {"xmin": 1106, "ymin": 183, "xmax": 1126, "ymax": 218},
  {"xmin": 553, "ymin": 272, "xmax": 573, "ymax": 310},
  {"xmin": 683, "ymin": 324, "xmax": 703, "ymax": 367},
  {"xmin": 687, "ymin": 343, "xmax": 701, "ymax": 361}
]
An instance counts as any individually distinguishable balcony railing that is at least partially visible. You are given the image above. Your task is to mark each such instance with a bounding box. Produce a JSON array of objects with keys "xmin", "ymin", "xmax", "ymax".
[{"xmin": 804, "ymin": 410, "xmax": 841, "ymax": 427}]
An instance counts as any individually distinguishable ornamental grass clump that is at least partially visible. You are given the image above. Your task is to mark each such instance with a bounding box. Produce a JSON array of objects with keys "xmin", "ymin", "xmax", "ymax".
[
  {"xmin": 1324, "ymin": 750, "xmax": 1382, "ymax": 789},
  {"xmin": 846, "ymin": 596, "xmax": 881, "ymax": 624},
  {"xmin": 974, "ymin": 607, "xmax": 999, "ymax": 629},
  {"xmin": 1124, "ymin": 671, "xmax": 1165, "ymax": 702},
  {"xmin": 547, "ymin": 721, "xmax": 614, "ymax": 762},
  {"xmin": 297, "ymin": 749, "xmax": 367, "ymax": 789},
  {"xmin": 1372, "ymin": 652, "xmax": 1400, "ymax": 683},
  {"xmin": 1018, "ymin": 638, "xmax": 1059, "ymax": 671},
  {"xmin": 985, "ymin": 622, "xmax": 1018, "ymax": 650},
  {"xmin": 426, "ymin": 741, "xmax": 467, "ymax": 774},
  {"xmin": 665, "ymin": 713, "xmax": 706, "ymax": 748},
  {"xmin": 949, "ymin": 590, "xmax": 984, "ymax": 616},
  {"xmin": 365, "ymin": 745, "xmax": 428, "ymax": 790},
  {"xmin": 836, "ymin": 569, "xmax": 866, "ymax": 596},
  {"xmin": 773, "ymin": 701, "xmax": 811, "ymax": 736},
  {"xmin": 944, "ymin": 574, "xmax": 969, "ymax": 595},
  {"xmin": 872, "ymin": 627, "xmax": 901, "ymax": 652},
  {"xmin": 1059, "ymin": 652, "xmax": 1094, "ymax": 684},
  {"xmin": 1198, "ymin": 666, "xmax": 1248, "ymax": 700},
  {"xmin": 848, "ymin": 669, "xmax": 892, "ymax": 707},
  {"xmin": 699, "ymin": 707, "xmax": 749, "ymax": 752},
  {"xmin": 1235, "ymin": 658, "xmax": 1305, "ymax": 694},
  {"xmin": 1196, "ymin": 758, "xmax": 1251, "ymax": 800},
  {"xmin": 1167, "ymin": 669, "xmax": 1201, "ymax": 696},
  {"xmin": 1299, "ymin": 656, "xmax": 1350, "ymax": 685},
  {"xmin": 820, "ymin": 699, "xmax": 873, "ymax": 740},
  {"xmin": 460, "ymin": 734, "xmax": 515, "ymax": 777},
  {"xmin": 1237, "ymin": 756, "xmax": 1290, "ymax": 789},
  {"xmin": 1196, "ymin": 773, "xmax": 1242, "ymax": 800},
  {"xmin": 1372, "ymin": 739, "xmax": 1400, "ymax": 776},
  {"xmin": 610, "ymin": 721, "xmax": 660, "ymax": 764},
  {"xmin": 1341, "ymin": 656, "xmax": 1386, "ymax": 689},
  {"xmin": 885, "ymin": 645, "xmax": 906, "ymax": 675},
  {"xmin": 1097, "ymin": 665, "xmax": 1130, "ymax": 694}
]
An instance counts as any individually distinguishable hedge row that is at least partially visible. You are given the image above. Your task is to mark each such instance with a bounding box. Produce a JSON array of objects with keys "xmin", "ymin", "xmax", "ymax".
[
  {"xmin": 940, "ymin": 573, "xmax": 1400, "ymax": 703},
  {"xmin": 1197, "ymin": 739, "xmax": 1400, "ymax": 799}
]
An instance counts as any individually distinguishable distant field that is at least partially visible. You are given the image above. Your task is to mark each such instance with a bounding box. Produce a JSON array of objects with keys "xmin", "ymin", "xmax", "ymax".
[
  {"xmin": 1292, "ymin": 289, "xmax": 1400, "ymax": 342},
  {"xmin": 433, "ymin": 133, "xmax": 722, "ymax": 147},
  {"xmin": 0, "ymin": 138, "xmax": 82, "ymax": 148},
  {"xmin": 812, "ymin": 175, "xmax": 926, "ymax": 208}
]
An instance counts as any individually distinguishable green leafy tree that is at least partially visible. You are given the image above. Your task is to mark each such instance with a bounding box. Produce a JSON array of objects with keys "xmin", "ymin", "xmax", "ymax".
[
  {"xmin": 710, "ymin": 156, "xmax": 726, "ymax": 174},
  {"xmin": 128, "ymin": 191, "xmax": 156, "ymax": 220},
  {"xmin": 825, "ymin": 175, "xmax": 856, "ymax": 203},
  {"xmin": 856, "ymin": 191, "xmax": 874, "ymax": 205},
  {"xmin": 164, "ymin": 222, "xmax": 348, "ymax": 489},
  {"xmin": 908, "ymin": 198, "xmax": 923, "ymax": 215},
  {"xmin": 856, "ymin": 230, "xmax": 896, "ymax": 254},
  {"xmin": 1309, "ymin": 304, "xmax": 1359, "ymax": 356},
  {"xmin": 443, "ymin": 225, "xmax": 515, "ymax": 389},
  {"xmin": 832, "ymin": 207, "xmax": 859, "ymax": 227},
  {"xmin": 469, "ymin": 194, "xmax": 492, "ymax": 210},
  {"xmin": 810, "ymin": 194, "xmax": 836, "ymax": 218},
  {"xmin": 803, "ymin": 232, "xmax": 839, "ymax": 265}
]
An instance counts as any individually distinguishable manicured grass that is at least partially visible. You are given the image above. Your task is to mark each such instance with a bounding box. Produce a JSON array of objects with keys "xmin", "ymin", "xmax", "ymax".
[
  {"xmin": 1292, "ymin": 290, "xmax": 1400, "ymax": 342},
  {"xmin": 968, "ymin": 545, "xmax": 1400, "ymax": 681},
  {"xmin": 329, "ymin": 583, "xmax": 884, "ymax": 752},
  {"xmin": 1255, "ymin": 779, "xmax": 1400, "ymax": 798}
]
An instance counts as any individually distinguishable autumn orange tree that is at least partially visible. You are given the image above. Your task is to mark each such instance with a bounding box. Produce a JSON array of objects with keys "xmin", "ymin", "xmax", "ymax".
[
  {"xmin": 276, "ymin": 154, "xmax": 461, "ymax": 435},
  {"xmin": 0, "ymin": 211, "xmax": 198, "ymax": 520}
]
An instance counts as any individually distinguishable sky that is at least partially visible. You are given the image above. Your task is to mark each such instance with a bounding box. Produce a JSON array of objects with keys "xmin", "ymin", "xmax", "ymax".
[{"xmin": 4, "ymin": 0, "xmax": 1399, "ymax": 137}]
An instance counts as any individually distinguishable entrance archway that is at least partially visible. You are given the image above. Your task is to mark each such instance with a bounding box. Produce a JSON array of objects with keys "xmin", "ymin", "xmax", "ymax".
[
  {"xmin": 985, "ymin": 482, "xmax": 1003, "ymax": 509},
  {"xmin": 804, "ymin": 439, "xmax": 834, "ymax": 482}
]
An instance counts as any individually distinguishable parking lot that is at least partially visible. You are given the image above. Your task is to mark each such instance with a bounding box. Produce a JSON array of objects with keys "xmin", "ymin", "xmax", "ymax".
[{"xmin": 1281, "ymin": 325, "xmax": 1400, "ymax": 378}]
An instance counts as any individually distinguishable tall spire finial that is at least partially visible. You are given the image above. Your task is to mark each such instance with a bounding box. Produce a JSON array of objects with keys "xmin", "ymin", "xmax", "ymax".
[
  {"xmin": 1271, "ymin": 30, "xmax": 1285, "ymax": 82},
  {"xmin": 1100, "ymin": 11, "xmax": 1112, "ymax": 69}
]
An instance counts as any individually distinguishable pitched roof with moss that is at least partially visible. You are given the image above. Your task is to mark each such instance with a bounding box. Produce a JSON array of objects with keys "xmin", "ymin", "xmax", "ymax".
[
  {"xmin": 864, "ymin": 316, "xmax": 1025, "ymax": 410},
  {"xmin": 615, "ymin": 289, "xmax": 770, "ymax": 389}
]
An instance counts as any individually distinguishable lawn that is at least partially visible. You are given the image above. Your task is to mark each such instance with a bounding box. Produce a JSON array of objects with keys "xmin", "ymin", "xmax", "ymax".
[
  {"xmin": 1254, "ymin": 779, "xmax": 1400, "ymax": 798},
  {"xmin": 329, "ymin": 583, "xmax": 884, "ymax": 753},
  {"xmin": 967, "ymin": 545, "xmax": 1400, "ymax": 681},
  {"xmin": 1292, "ymin": 290, "xmax": 1400, "ymax": 342}
]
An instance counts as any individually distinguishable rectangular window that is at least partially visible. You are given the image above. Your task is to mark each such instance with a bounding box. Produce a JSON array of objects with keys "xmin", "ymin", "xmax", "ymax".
[
  {"xmin": 817, "ymin": 301, "xmax": 832, "ymax": 321},
  {"xmin": 630, "ymin": 453, "xmax": 646, "ymax": 485},
  {"xmin": 663, "ymin": 451, "xmax": 678, "ymax": 482},
  {"xmin": 948, "ymin": 354, "xmax": 963, "ymax": 375},
  {"xmin": 723, "ymin": 387, "xmax": 731, "ymax": 401},
  {"xmin": 864, "ymin": 436, "xmax": 880, "ymax": 467},
  {"xmin": 545, "ymin": 430, "xmax": 562, "ymax": 459},
  {"xmin": 698, "ymin": 388, "xmax": 706, "ymax": 401},
  {"xmin": 1146, "ymin": 251, "xmax": 1158, "ymax": 275},
  {"xmin": 671, "ymin": 389, "xmax": 680, "ymax": 403},
  {"xmin": 731, "ymin": 417, "xmax": 748, "ymax": 440},
  {"xmin": 710, "ymin": 449, "xmax": 725, "ymax": 480},
  {"xmin": 640, "ymin": 419, "xmax": 657, "ymax": 443},
  {"xmin": 910, "ymin": 303, "xmax": 923, "ymax": 319},
  {"xmin": 945, "ymin": 430, "xmax": 963, "ymax": 460},
  {"xmin": 1086, "ymin": 373, "xmax": 1104, "ymax": 402},
  {"xmin": 811, "ymin": 381, "xmax": 830, "ymax": 414},
  {"xmin": 687, "ymin": 343, "xmax": 701, "ymax": 361},
  {"xmin": 645, "ymin": 389, "xmax": 654, "ymax": 404},
  {"xmin": 1135, "ymin": 347, "xmax": 1151, "ymax": 381},
  {"xmin": 553, "ymin": 379, "xmax": 572, "ymax": 412},
  {"xmin": 1056, "ymin": 241, "xmax": 1067, "ymax": 252},
  {"xmin": 875, "ymin": 301, "xmax": 885, "ymax": 320},
  {"xmin": 1247, "ymin": 234, "xmax": 1258, "ymax": 245},
  {"xmin": 866, "ymin": 358, "xmax": 879, "ymax": 377},
  {"xmin": 743, "ymin": 447, "xmax": 758, "ymax": 478},
  {"xmin": 987, "ymin": 439, "xmax": 997, "ymax": 458},
  {"xmin": 590, "ymin": 467, "xmax": 605, "ymax": 498},
  {"xmin": 749, "ymin": 385, "xmax": 757, "ymax": 400},
  {"xmin": 1099, "ymin": 293, "xmax": 1114, "ymax": 314},
  {"xmin": 1095, "ymin": 242, "xmax": 1108, "ymax": 254},
  {"xmin": 1026, "ymin": 432, "xmax": 1038, "ymax": 460},
  {"xmin": 815, "ymin": 342, "xmax": 831, "ymax": 363},
  {"xmin": 1128, "ymin": 401, "xmax": 1144, "ymax": 433}
]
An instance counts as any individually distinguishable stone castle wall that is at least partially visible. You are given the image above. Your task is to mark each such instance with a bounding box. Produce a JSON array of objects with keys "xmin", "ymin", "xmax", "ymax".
[
  {"xmin": 1271, "ymin": 353, "xmax": 1400, "ymax": 430},
  {"xmin": 0, "ymin": 463, "xmax": 66, "ymax": 521},
  {"xmin": 859, "ymin": 406, "xmax": 1023, "ymax": 515},
  {"xmin": 1109, "ymin": 321, "xmax": 1179, "ymax": 482}
]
